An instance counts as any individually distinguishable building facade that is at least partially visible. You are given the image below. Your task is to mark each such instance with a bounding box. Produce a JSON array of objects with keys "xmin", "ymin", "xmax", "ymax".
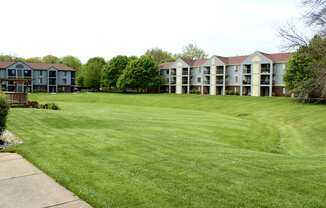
[
  {"xmin": 159, "ymin": 51, "xmax": 291, "ymax": 96},
  {"xmin": 0, "ymin": 61, "xmax": 76, "ymax": 93}
]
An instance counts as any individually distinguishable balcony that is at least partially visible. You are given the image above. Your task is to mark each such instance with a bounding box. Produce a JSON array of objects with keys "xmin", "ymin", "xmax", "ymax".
[
  {"xmin": 217, "ymin": 70, "xmax": 224, "ymax": 75},
  {"xmin": 182, "ymin": 70, "xmax": 188, "ymax": 76},
  {"xmin": 243, "ymin": 64, "xmax": 251, "ymax": 74},
  {"xmin": 216, "ymin": 80, "xmax": 224, "ymax": 85},
  {"xmin": 261, "ymin": 64, "xmax": 271, "ymax": 74},
  {"xmin": 216, "ymin": 66, "xmax": 224, "ymax": 74},
  {"xmin": 261, "ymin": 80, "xmax": 270, "ymax": 85},
  {"xmin": 243, "ymin": 80, "xmax": 251, "ymax": 85},
  {"xmin": 170, "ymin": 69, "xmax": 176, "ymax": 76},
  {"xmin": 182, "ymin": 78, "xmax": 188, "ymax": 84},
  {"xmin": 203, "ymin": 80, "xmax": 210, "ymax": 85},
  {"xmin": 203, "ymin": 67, "xmax": 210, "ymax": 75},
  {"xmin": 243, "ymin": 69, "xmax": 251, "ymax": 74}
]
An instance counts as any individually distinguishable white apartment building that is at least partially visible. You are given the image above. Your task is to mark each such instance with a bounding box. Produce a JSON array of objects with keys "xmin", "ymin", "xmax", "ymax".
[{"xmin": 159, "ymin": 51, "xmax": 292, "ymax": 96}]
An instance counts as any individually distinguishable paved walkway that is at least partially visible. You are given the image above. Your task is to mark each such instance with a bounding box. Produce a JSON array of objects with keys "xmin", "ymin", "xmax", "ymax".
[{"xmin": 0, "ymin": 153, "xmax": 92, "ymax": 208}]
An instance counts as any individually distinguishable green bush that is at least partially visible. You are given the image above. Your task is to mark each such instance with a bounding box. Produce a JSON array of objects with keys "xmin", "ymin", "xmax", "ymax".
[
  {"xmin": 39, "ymin": 103, "xmax": 60, "ymax": 110},
  {"xmin": 190, "ymin": 88, "xmax": 201, "ymax": 94},
  {"xmin": 0, "ymin": 95, "xmax": 9, "ymax": 135}
]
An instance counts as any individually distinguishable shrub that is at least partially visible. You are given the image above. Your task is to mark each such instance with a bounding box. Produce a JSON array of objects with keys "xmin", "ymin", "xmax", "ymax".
[
  {"xmin": 26, "ymin": 101, "xmax": 39, "ymax": 108},
  {"xmin": 40, "ymin": 103, "xmax": 60, "ymax": 110},
  {"xmin": 0, "ymin": 96, "xmax": 9, "ymax": 135},
  {"xmin": 190, "ymin": 88, "xmax": 201, "ymax": 94}
]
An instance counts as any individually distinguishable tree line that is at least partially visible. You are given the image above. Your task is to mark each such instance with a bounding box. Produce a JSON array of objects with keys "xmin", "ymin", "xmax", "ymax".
[{"xmin": 0, "ymin": 44, "xmax": 207, "ymax": 92}]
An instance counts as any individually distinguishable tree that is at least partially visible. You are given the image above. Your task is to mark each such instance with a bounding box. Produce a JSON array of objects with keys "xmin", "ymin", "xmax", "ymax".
[
  {"xmin": 83, "ymin": 57, "xmax": 106, "ymax": 90},
  {"xmin": 117, "ymin": 56, "xmax": 160, "ymax": 92},
  {"xmin": 144, "ymin": 48, "xmax": 175, "ymax": 64},
  {"xmin": 76, "ymin": 67, "xmax": 85, "ymax": 87},
  {"xmin": 0, "ymin": 55, "xmax": 24, "ymax": 62},
  {"xmin": 303, "ymin": 0, "xmax": 326, "ymax": 36},
  {"xmin": 102, "ymin": 56, "xmax": 129, "ymax": 88},
  {"xmin": 278, "ymin": 0, "xmax": 326, "ymax": 49},
  {"xmin": 284, "ymin": 36, "xmax": 326, "ymax": 101},
  {"xmin": 42, "ymin": 55, "xmax": 60, "ymax": 64},
  {"xmin": 177, "ymin": 43, "xmax": 208, "ymax": 60},
  {"xmin": 25, "ymin": 57, "xmax": 42, "ymax": 63},
  {"xmin": 0, "ymin": 55, "xmax": 14, "ymax": 62},
  {"xmin": 61, "ymin": 56, "xmax": 82, "ymax": 71}
]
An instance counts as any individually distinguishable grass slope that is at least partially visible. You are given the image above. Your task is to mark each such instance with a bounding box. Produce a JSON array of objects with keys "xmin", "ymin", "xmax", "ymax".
[{"xmin": 7, "ymin": 93, "xmax": 326, "ymax": 208}]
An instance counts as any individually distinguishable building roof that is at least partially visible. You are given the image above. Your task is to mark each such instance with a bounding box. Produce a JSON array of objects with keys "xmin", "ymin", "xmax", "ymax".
[
  {"xmin": 159, "ymin": 52, "xmax": 292, "ymax": 68},
  {"xmin": 159, "ymin": 62, "xmax": 174, "ymax": 69},
  {"xmin": 0, "ymin": 61, "xmax": 76, "ymax": 71}
]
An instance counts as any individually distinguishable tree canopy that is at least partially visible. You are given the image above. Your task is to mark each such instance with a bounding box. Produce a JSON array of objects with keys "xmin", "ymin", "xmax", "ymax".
[
  {"xmin": 60, "ymin": 56, "xmax": 82, "ymax": 71},
  {"xmin": 83, "ymin": 57, "xmax": 107, "ymax": 90},
  {"xmin": 284, "ymin": 36, "xmax": 326, "ymax": 101},
  {"xmin": 25, "ymin": 57, "xmax": 42, "ymax": 63},
  {"xmin": 117, "ymin": 56, "xmax": 160, "ymax": 92},
  {"xmin": 102, "ymin": 56, "xmax": 130, "ymax": 88},
  {"xmin": 42, "ymin": 55, "xmax": 60, "ymax": 64},
  {"xmin": 0, "ymin": 55, "xmax": 24, "ymax": 62},
  {"xmin": 145, "ymin": 48, "xmax": 175, "ymax": 64},
  {"xmin": 177, "ymin": 44, "xmax": 208, "ymax": 60}
]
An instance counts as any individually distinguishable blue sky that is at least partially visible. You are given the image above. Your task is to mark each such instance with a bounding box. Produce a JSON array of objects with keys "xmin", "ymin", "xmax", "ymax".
[{"xmin": 0, "ymin": 0, "xmax": 302, "ymax": 62}]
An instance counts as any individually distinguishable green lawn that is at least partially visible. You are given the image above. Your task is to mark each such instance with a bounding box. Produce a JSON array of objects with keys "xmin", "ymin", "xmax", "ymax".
[{"xmin": 6, "ymin": 93, "xmax": 326, "ymax": 208}]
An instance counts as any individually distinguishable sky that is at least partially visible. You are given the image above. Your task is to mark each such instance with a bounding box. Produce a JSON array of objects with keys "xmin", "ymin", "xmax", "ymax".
[{"xmin": 0, "ymin": 0, "xmax": 303, "ymax": 63}]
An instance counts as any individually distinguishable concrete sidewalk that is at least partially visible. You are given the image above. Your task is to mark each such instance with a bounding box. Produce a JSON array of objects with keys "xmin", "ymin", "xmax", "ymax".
[{"xmin": 0, "ymin": 153, "xmax": 92, "ymax": 208}]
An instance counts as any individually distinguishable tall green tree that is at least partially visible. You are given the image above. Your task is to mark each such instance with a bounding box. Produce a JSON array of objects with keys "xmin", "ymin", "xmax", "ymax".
[
  {"xmin": 284, "ymin": 35, "xmax": 326, "ymax": 100},
  {"xmin": 145, "ymin": 48, "xmax": 175, "ymax": 64},
  {"xmin": 0, "ymin": 55, "xmax": 14, "ymax": 62},
  {"xmin": 101, "ymin": 55, "xmax": 130, "ymax": 88},
  {"xmin": 177, "ymin": 43, "xmax": 208, "ymax": 60},
  {"xmin": 25, "ymin": 57, "xmax": 42, "ymax": 63},
  {"xmin": 0, "ymin": 55, "xmax": 24, "ymax": 62},
  {"xmin": 117, "ymin": 56, "xmax": 160, "ymax": 92},
  {"xmin": 83, "ymin": 57, "xmax": 106, "ymax": 90},
  {"xmin": 61, "ymin": 56, "xmax": 82, "ymax": 70},
  {"xmin": 42, "ymin": 55, "xmax": 60, "ymax": 64}
]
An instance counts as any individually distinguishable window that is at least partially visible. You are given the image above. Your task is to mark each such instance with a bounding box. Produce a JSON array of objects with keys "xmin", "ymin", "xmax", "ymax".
[
  {"xmin": 8, "ymin": 69, "xmax": 16, "ymax": 76},
  {"xmin": 235, "ymin": 76, "xmax": 238, "ymax": 83},
  {"xmin": 197, "ymin": 77, "xmax": 201, "ymax": 83},
  {"xmin": 49, "ymin": 71, "xmax": 56, "ymax": 77},
  {"xmin": 24, "ymin": 70, "xmax": 31, "ymax": 77},
  {"xmin": 39, "ymin": 78, "xmax": 43, "ymax": 84}
]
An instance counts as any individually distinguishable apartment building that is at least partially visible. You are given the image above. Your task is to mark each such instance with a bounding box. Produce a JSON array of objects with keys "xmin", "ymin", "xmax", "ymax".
[
  {"xmin": 0, "ymin": 61, "xmax": 76, "ymax": 93},
  {"xmin": 159, "ymin": 51, "xmax": 291, "ymax": 96}
]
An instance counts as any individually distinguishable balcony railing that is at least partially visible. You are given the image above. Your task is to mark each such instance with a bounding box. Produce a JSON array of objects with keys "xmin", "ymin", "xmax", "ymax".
[
  {"xmin": 261, "ymin": 69, "xmax": 270, "ymax": 74},
  {"xmin": 261, "ymin": 80, "xmax": 270, "ymax": 85},
  {"xmin": 203, "ymin": 80, "xmax": 210, "ymax": 84},
  {"xmin": 243, "ymin": 80, "xmax": 251, "ymax": 85},
  {"xmin": 203, "ymin": 70, "xmax": 210, "ymax": 74},
  {"xmin": 182, "ymin": 71, "xmax": 188, "ymax": 76},
  {"xmin": 216, "ymin": 70, "xmax": 224, "ymax": 74},
  {"xmin": 243, "ymin": 69, "xmax": 251, "ymax": 74},
  {"xmin": 216, "ymin": 80, "xmax": 224, "ymax": 84}
]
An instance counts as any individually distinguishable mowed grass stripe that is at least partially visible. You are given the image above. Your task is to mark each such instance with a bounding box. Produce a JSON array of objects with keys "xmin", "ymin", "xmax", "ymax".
[{"xmin": 6, "ymin": 93, "xmax": 326, "ymax": 208}]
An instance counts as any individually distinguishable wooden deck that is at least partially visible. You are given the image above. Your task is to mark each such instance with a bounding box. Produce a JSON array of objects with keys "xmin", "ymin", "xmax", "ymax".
[{"xmin": 5, "ymin": 92, "xmax": 28, "ymax": 105}]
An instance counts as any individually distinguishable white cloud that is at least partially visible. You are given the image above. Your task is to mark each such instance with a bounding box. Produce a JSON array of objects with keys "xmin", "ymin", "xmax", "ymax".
[{"xmin": 0, "ymin": 0, "xmax": 302, "ymax": 62}]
